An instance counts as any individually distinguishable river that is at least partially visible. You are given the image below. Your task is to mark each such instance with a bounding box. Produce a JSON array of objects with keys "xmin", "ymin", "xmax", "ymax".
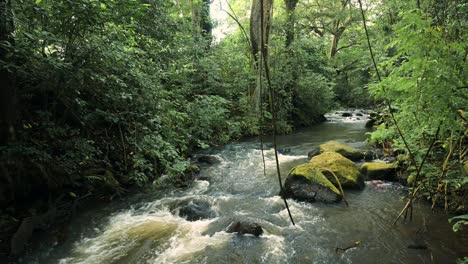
[{"xmin": 20, "ymin": 111, "xmax": 467, "ymax": 264}]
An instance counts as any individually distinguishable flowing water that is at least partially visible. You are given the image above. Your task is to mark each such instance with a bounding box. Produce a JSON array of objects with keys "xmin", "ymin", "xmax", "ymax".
[{"xmin": 21, "ymin": 111, "xmax": 467, "ymax": 264}]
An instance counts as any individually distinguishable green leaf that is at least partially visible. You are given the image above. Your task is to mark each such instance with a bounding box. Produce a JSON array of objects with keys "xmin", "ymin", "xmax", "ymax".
[
  {"xmin": 35, "ymin": 0, "xmax": 42, "ymax": 4},
  {"xmin": 449, "ymin": 215, "xmax": 468, "ymax": 232},
  {"xmin": 100, "ymin": 3, "xmax": 107, "ymax": 9}
]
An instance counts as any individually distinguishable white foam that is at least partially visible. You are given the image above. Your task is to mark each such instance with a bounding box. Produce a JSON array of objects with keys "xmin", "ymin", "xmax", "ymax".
[
  {"xmin": 57, "ymin": 210, "xmax": 218, "ymax": 264},
  {"xmin": 150, "ymin": 224, "xmax": 229, "ymax": 264}
]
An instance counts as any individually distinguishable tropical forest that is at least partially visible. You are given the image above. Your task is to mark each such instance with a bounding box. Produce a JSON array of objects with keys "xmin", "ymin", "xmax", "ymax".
[{"xmin": 0, "ymin": 0, "xmax": 467, "ymax": 263}]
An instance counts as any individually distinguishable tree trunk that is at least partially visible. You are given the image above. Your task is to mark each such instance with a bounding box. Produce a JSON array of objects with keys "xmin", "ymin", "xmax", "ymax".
[
  {"xmin": 191, "ymin": 0, "xmax": 212, "ymax": 45},
  {"xmin": 329, "ymin": 0, "xmax": 350, "ymax": 60},
  {"xmin": 0, "ymin": 0, "xmax": 17, "ymax": 146},
  {"xmin": 200, "ymin": 0, "xmax": 212, "ymax": 39},
  {"xmin": 329, "ymin": 32, "xmax": 339, "ymax": 59},
  {"xmin": 250, "ymin": 0, "xmax": 273, "ymax": 66},
  {"xmin": 284, "ymin": 0, "xmax": 299, "ymax": 48},
  {"xmin": 284, "ymin": 0, "xmax": 299, "ymax": 122}
]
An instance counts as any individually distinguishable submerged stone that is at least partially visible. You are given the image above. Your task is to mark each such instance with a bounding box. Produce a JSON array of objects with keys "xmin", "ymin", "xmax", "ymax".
[
  {"xmin": 309, "ymin": 152, "xmax": 364, "ymax": 189},
  {"xmin": 197, "ymin": 155, "xmax": 220, "ymax": 165},
  {"xmin": 176, "ymin": 200, "xmax": 215, "ymax": 221},
  {"xmin": 360, "ymin": 162, "xmax": 398, "ymax": 181},
  {"xmin": 283, "ymin": 164, "xmax": 342, "ymax": 203},
  {"xmin": 365, "ymin": 119, "xmax": 376, "ymax": 128},
  {"xmin": 226, "ymin": 221, "xmax": 263, "ymax": 237}
]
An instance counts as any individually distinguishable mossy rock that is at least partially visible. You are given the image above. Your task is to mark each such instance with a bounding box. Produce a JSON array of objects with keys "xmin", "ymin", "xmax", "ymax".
[
  {"xmin": 309, "ymin": 152, "xmax": 364, "ymax": 189},
  {"xmin": 360, "ymin": 162, "xmax": 398, "ymax": 181},
  {"xmin": 83, "ymin": 168, "xmax": 120, "ymax": 191},
  {"xmin": 283, "ymin": 163, "xmax": 342, "ymax": 203},
  {"xmin": 316, "ymin": 141, "xmax": 364, "ymax": 161}
]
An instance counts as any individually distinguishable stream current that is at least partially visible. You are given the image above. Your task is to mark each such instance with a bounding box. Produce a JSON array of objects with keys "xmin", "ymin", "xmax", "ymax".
[{"xmin": 22, "ymin": 111, "xmax": 467, "ymax": 264}]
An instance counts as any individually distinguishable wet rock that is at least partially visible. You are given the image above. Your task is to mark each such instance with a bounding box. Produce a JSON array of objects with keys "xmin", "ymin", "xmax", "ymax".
[
  {"xmin": 177, "ymin": 200, "xmax": 215, "ymax": 221},
  {"xmin": 282, "ymin": 164, "xmax": 342, "ymax": 203},
  {"xmin": 407, "ymin": 244, "xmax": 428, "ymax": 250},
  {"xmin": 10, "ymin": 206, "xmax": 57, "ymax": 256},
  {"xmin": 226, "ymin": 221, "xmax": 263, "ymax": 237},
  {"xmin": 278, "ymin": 148, "xmax": 291, "ymax": 155},
  {"xmin": 197, "ymin": 155, "xmax": 220, "ymax": 165},
  {"xmin": 189, "ymin": 164, "xmax": 201, "ymax": 174},
  {"xmin": 309, "ymin": 152, "xmax": 364, "ymax": 189},
  {"xmin": 363, "ymin": 151, "xmax": 375, "ymax": 161},
  {"xmin": 307, "ymin": 148, "xmax": 321, "ymax": 158},
  {"xmin": 365, "ymin": 119, "xmax": 376, "ymax": 128},
  {"xmin": 360, "ymin": 162, "xmax": 398, "ymax": 181},
  {"xmin": 316, "ymin": 141, "xmax": 364, "ymax": 161},
  {"xmin": 317, "ymin": 114, "xmax": 327, "ymax": 123},
  {"xmin": 194, "ymin": 175, "xmax": 210, "ymax": 181},
  {"xmin": 82, "ymin": 168, "xmax": 120, "ymax": 192},
  {"xmin": 382, "ymin": 156, "xmax": 397, "ymax": 163},
  {"xmin": 341, "ymin": 112, "xmax": 353, "ymax": 117},
  {"xmin": 362, "ymin": 149, "xmax": 386, "ymax": 161},
  {"xmin": 356, "ymin": 113, "xmax": 363, "ymax": 117}
]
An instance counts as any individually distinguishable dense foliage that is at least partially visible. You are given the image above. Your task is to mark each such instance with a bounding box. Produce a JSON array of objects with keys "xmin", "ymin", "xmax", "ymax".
[
  {"xmin": 367, "ymin": 0, "xmax": 467, "ymax": 221},
  {"xmin": 0, "ymin": 0, "xmax": 260, "ymax": 205}
]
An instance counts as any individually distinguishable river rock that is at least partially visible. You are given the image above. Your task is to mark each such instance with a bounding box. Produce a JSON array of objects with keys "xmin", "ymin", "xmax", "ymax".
[
  {"xmin": 365, "ymin": 119, "xmax": 376, "ymax": 128},
  {"xmin": 341, "ymin": 112, "xmax": 353, "ymax": 117},
  {"xmin": 309, "ymin": 141, "xmax": 364, "ymax": 161},
  {"xmin": 309, "ymin": 152, "xmax": 364, "ymax": 189},
  {"xmin": 226, "ymin": 221, "xmax": 263, "ymax": 236},
  {"xmin": 278, "ymin": 148, "xmax": 291, "ymax": 154},
  {"xmin": 360, "ymin": 162, "xmax": 398, "ymax": 181},
  {"xmin": 82, "ymin": 168, "xmax": 120, "ymax": 192},
  {"xmin": 197, "ymin": 155, "xmax": 221, "ymax": 165},
  {"xmin": 307, "ymin": 148, "xmax": 321, "ymax": 158},
  {"xmin": 282, "ymin": 164, "xmax": 342, "ymax": 203},
  {"xmin": 176, "ymin": 200, "xmax": 215, "ymax": 221}
]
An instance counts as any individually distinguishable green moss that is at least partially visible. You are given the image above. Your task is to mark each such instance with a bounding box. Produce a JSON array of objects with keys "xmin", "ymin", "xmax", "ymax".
[
  {"xmin": 318, "ymin": 141, "xmax": 364, "ymax": 161},
  {"xmin": 360, "ymin": 162, "xmax": 398, "ymax": 180},
  {"xmin": 361, "ymin": 162, "xmax": 397, "ymax": 171},
  {"xmin": 309, "ymin": 152, "xmax": 363, "ymax": 188},
  {"xmin": 289, "ymin": 163, "xmax": 341, "ymax": 195}
]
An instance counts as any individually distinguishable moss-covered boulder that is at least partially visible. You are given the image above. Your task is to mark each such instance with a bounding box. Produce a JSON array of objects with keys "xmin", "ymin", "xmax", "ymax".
[
  {"xmin": 309, "ymin": 141, "xmax": 364, "ymax": 161},
  {"xmin": 309, "ymin": 152, "xmax": 364, "ymax": 189},
  {"xmin": 283, "ymin": 163, "xmax": 342, "ymax": 203},
  {"xmin": 360, "ymin": 162, "xmax": 398, "ymax": 181}
]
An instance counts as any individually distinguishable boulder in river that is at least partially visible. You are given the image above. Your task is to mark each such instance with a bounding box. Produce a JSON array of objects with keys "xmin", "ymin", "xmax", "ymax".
[
  {"xmin": 341, "ymin": 112, "xmax": 353, "ymax": 117},
  {"xmin": 197, "ymin": 155, "xmax": 221, "ymax": 165},
  {"xmin": 365, "ymin": 119, "xmax": 376, "ymax": 128},
  {"xmin": 360, "ymin": 162, "xmax": 398, "ymax": 181},
  {"xmin": 283, "ymin": 164, "xmax": 342, "ymax": 203},
  {"xmin": 226, "ymin": 221, "xmax": 263, "ymax": 237},
  {"xmin": 175, "ymin": 200, "xmax": 215, "ymax": 221},
  {"xmin": 309, "ymin": 141, "xmax": 364, "ymax": 161},
  {"xmin": 309, "ymin": 152, "xmax": 364, "ymax": 189}
]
